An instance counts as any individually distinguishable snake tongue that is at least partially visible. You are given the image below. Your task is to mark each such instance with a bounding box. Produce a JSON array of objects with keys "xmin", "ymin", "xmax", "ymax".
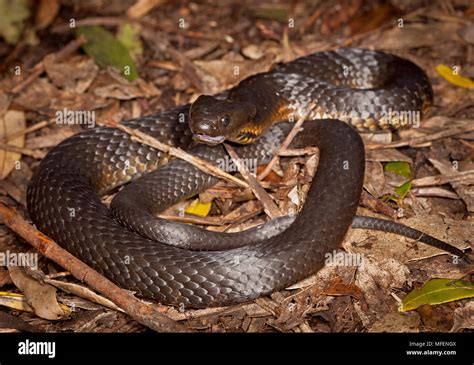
[{"xmin": 193, "ymin": 134, "xmax": 226, "ymax": 145}]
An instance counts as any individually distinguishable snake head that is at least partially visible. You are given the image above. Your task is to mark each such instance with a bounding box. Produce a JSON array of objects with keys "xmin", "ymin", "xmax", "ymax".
[{"xmin": 189, "ymin": 95, "xmax": 257, "ymax": 145}]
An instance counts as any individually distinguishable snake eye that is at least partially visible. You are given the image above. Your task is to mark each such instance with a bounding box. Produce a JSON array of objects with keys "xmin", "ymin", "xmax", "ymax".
[{"xmin": 219, "ymin": 115, "xmax": 231, "ymax": 127}]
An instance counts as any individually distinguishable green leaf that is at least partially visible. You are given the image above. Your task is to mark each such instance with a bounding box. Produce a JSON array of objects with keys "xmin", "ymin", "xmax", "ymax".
[
  {"xmin": 76, "ymin": 25, "xmax": 138, "ymax": 81},
  {"xmin": 400, "ymin": 279, "xmax": 474, "ymax": 312},
  {"xmin": 0, "ymin": 0, "xmax": 30, "ymax": 44},
  {"xmin": 384, "ymin": 161, "xmax": 412, "ymax": 179},
  {"xmin": 394, "ymin": 180, "xmax": 412, "ymax": 199},
  {"xmin": 116, "ymin": 23, "xmax": 143, "ymax": 61}
]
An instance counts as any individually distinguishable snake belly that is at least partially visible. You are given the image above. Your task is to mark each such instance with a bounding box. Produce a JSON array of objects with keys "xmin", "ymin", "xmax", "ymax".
[{"xmin": 27, "ymin": 48, "xmax": 432, "ymax": 308}]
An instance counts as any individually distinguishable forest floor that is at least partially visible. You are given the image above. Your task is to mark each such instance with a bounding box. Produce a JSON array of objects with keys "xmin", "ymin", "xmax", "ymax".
[{"xmin": 0, "ymin": 0, "xmax": 472, "ymax": 333}]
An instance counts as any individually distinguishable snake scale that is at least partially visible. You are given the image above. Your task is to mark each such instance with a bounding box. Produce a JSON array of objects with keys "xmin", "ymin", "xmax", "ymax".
[{"xmin": 27, "ymin": 48, "xmax": 464, "ymax": 308}]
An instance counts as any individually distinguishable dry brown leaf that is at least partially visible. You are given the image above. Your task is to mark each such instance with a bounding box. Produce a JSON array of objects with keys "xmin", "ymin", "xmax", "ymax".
[
  {"xmin": 194, "ymin": 52, "xmax": 276, "ymax": 89},
  {"xmin": 49, "ymin": 92, "xmax": 111, "ymax": 113},
  {"xmin": 355, "ymin": 255, "xmax": 410, "ymax": 309},
  {"xmin": 0, "ymin": 267, "xmax": 12, "ymax": 286},
  {"xmin": 348, "ymin": 3, "xmax": 399, "ymax": 36},
  {"xmin": 13, "ymin": 78, "xmax": 61, "ymax": 112},
  {"xmin": 0, "ymin": 110, "xmax": 25, "ymax": 179},
  {"xmin": 1, "ymin": 179, "xmax": 26, "ymax": 206},
  {"xmin": 8, "ymin": 267, "xmax": 67, "ymax": 320},
  {"xmin": 45, "ymin": 278, "xmax": 123, "ymax": 312},
  {"xmin": 257, "ymin": 165, "xmax": 282, "ymax": 183},
  {"xmin": 377, "ymin": 22, "xmax": 462, "ymax": 50},
  {"xmin": 323, "ymin": 276, "xmax": 364, "ymax": 301},
  {"xmin": 242, "ymin": 44, "xmax": 268, "ymax": 60},
  {"xmin": 429, "ymin": 157, "xmax": 474, "ymax": 212},
  {"xmin": 14, "ymin": 76, "xmax": 111, "ymax": 115},
  {"xmin": 26, "ymin": 127, "xmax": 77, "ymax": 150},
  {"xmin": 241, "ymin": 42, "xmax": 281, "ymax": 60},
  {"xmin": 44, "ymin": 54, "xmax": 98, "ymax": 93},
  {"xmin": 35, "ymin": 0, "xmax": 59, "ymax": 30},
  {"xmin": 450, "ymin": 301, "xmax": 474, "ymax": 332},
  {"xmin": 416, "ymin": 304, "xmax": 455, "ymax": 332},
  {"xmin": 364, "ymin": 161, "xmax": 386, "ymax": 197},
  {"xmin": 368, "ymin": 311, "xmax": 421, "ymax": 332},
  {"xmin": 459, "ymin": 23, "xmax": 474, "ymax": 44},
  {"xmin": 320, "ymin": 0, "xmax": 362, "ymax": 35},
  {"xmin": 94, "ymin": 77, "xmax": 160, "ymax": 100}
]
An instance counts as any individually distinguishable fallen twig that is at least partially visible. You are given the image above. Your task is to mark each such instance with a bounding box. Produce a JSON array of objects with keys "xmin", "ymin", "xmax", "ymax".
[
  {"xmin": 0, "ymin": 120, "xmax": 55, "ymax": 144},
  {"xmin": 278, "ymin": 147, "xmax": 318, "ymax": 156},
  {"xmin": 0, "ymin": 143, "xmax": 45, "ymax": 159},
  {"xmin": 411, "ymin": 170, "xmax": 474, "ymax": 187},
  {"xmin": 0, "ymin": 203, "xmax": 190, "ymax": 333},
  {"xmin": 224, "ymin": 143, "xmax": 282, "ymax": 219},
  {"xmin": 127, "ymin": 0, "xmax": 167, "ymax": 19},
  {"xmin": 105, "ymin": 119, "xmax": 249, "ymax": 189},
  {"xmin": 365, "ymin": 124, "xmax": 474, "ymax": 150},
  {"xmin": 158, "ymin": 213, "xmax": 226, "ymax": 226},
  {"xmin": 161, "ymin": 200, "xmax": 265, "ymax": 228},
  {"xmin": 413, "ymin": 187, "xmax": 460, "ymax": 199},
  {"xmin": 257, "ymin": 103, "xmax": 316, "ymax": 180}
]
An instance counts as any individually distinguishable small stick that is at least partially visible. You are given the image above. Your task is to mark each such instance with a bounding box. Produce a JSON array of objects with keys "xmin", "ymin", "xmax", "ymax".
[
  {"xmin": 257, "ymin": 103, "xmax": 316, "ymax": 181},
  {"xmin": 0, "ymin": 143, "xmax": 45, "ymax": 159},
  {"xmin": 224, "ymin": 143, "xmax": 283, "ymax": 219},
  {"xmin": 127, "ymin": 0, "xmax": 165, "ymax": 19},
  {"xmin": 104, "ymin": 119, "xmax": 249, "ymax": 189},
  {"xmin": 406, "ymin": 252, "xmax": 454, "ymax": 263},
  {"xmin": 411, "ymin": 170, "xmax": 474, "ymax": 187},
  {"xmin": 365, "ymin": 124, "xmax": 474, "ymax": 150},
  {"xmin": 413, "ymin": 187, "xmax": 460, "ymax": 199},
  {"xmin": 0, "ymin": 203, "xmax": 190, "ymax": 332},
  {"xmin": 158, "ymin": 213, "xmax": 226, "ymax": 226},
  {"xmin": 278, "ymin": 147, "xmax": 318, "ymax": 156},
  {"xmin": 0, "ymin": 120, "xmax": 55, "ymax": 144},
  {"xmin": 161, "ymin": 200, "xmax": 264, "ymax": 228}
]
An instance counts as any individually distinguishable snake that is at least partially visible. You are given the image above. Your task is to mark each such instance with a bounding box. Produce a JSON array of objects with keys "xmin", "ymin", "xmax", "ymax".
[{"xmin": 27, "ymin": 48, "xmax": 465, "ymax": 309}]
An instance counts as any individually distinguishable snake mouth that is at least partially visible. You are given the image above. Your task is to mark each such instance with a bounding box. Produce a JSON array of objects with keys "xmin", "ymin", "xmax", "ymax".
[{"xmin": 193, "ymin": 133, "xmax": 226, "ymax": 145}]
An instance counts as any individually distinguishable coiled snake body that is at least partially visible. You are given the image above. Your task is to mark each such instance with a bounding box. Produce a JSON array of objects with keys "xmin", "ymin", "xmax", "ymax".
[{"xmin": 27, "ymin": 48, "xmax": 461, "ymax": 308}]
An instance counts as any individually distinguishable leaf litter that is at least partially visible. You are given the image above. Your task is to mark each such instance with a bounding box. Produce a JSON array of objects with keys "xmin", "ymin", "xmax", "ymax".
[{"xmin": 0, "ymin": 0, "xmax": 472, "ymax": 333}]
